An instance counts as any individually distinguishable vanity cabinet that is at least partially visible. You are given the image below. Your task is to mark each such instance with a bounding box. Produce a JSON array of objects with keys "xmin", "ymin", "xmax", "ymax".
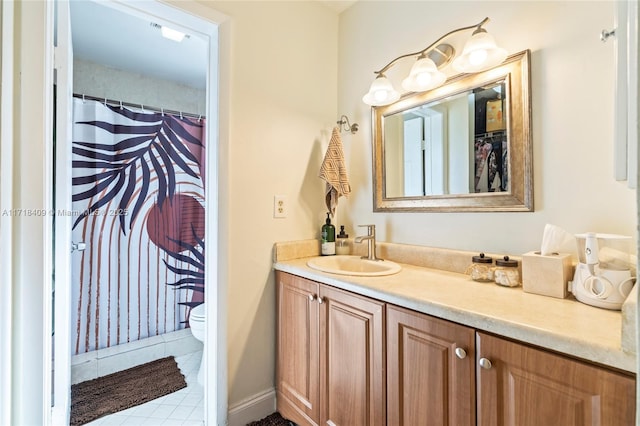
[
  {"xmin": 389, "ymin": 306, "xmax": 635, "ymax": 426},
  {"xmin": 276, "ymin": 272, "xmax": 385, "ymax": 426},
  {"xmin": 277, "ymin": 272, "xmax": 635, "ymax": 426}
]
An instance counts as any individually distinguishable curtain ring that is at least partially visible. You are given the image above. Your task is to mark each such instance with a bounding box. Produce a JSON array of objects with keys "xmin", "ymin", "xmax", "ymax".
[
  {"xmin": 119, "ymin": 101, "xmax": 123, "ymax": 110},
  {"xmin": 197, "ymin": 114, "xmax": 202, "ymax": 122},
  {"xmin": 180, "ymin": 111, "xmax": 183, "ymax": 119},
  {"xmin": 161, "ymin": 108, "xmax": 165, "ymax": 116},
  {"xmin": 104, "ymin": 98, "xmax": 107, "ymax": 106},
  {"xmin": 82, "ymin": 94, "xmax": 86, "ymax": 103}
]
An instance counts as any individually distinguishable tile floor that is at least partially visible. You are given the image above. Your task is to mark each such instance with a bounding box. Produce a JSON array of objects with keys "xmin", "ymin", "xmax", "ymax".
[{"xmin": 85, "ymin": 351, "xmax": 205, "ymax": 426}]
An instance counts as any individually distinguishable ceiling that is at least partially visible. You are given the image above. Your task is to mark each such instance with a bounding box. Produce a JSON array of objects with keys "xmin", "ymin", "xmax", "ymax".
[
  {"xmin": 70, "ymin": 1, "xmax": 208, "ymax": 89},
  {"xmin": 318, "ymin": 1, "xmax": 357, "ymax": 13}
]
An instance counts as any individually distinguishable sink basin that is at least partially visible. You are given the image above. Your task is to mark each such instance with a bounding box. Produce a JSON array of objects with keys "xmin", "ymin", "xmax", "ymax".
[{"xmin": 306, "ymin": 255, "xmax": 401, "ymax": 277}]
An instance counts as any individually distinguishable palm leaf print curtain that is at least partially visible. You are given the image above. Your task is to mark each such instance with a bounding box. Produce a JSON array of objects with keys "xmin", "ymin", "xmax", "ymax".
[{"xmin": 71, "ymin": 98, "xmax": 206, "ymax": 354}]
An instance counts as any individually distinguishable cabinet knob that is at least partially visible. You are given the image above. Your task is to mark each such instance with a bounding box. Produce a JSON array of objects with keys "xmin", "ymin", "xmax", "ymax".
[
  {"xmin": 454, "ymin": 347, "xmax": 467, "ymax": 359},
  {"xmin": 317, "ymin": 296, "xmax": 325, "ymax": 304},
  {"xmin": 479, "ymin": 357, "xmax": 493, "ymax": 369},
  {"xmin": 308, "ymin": 294, "xmax": 316, "ymax": 302}
]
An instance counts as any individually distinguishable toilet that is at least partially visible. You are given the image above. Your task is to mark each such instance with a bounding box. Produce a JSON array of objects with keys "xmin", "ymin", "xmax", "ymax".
[{"xmin": 188, "ymin": 303, "xmax": 206, "ymax": 386}]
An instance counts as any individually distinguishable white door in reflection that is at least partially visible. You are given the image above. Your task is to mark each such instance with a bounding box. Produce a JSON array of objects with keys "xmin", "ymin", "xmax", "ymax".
[{"xmin": 403, "ymin": 109, "xmax": 446, "ymax": 196}]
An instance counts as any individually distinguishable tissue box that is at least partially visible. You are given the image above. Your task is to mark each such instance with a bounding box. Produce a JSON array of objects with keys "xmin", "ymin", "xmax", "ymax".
[{"xmin": 522, "ymin": 251, "xmax": 573, "ymax": 298}]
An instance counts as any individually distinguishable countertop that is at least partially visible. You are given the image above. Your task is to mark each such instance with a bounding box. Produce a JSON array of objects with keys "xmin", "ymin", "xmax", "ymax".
[{"xmin": 273, "ymin": 243, "xmax": 636, "ymax": 374}]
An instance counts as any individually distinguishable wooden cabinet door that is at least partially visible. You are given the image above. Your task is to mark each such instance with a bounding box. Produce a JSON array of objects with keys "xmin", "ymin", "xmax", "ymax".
[
  {"xmin": 476, "ymin": 332, "xmax": 636, "ymax": 426},
  {"xmin": 319, "ymin": 284, "xmax": 385, "ymax": 426},
  {"xmin": 387, "ymin": 305, "xmax": 476, "ymax": 426},
  {"xmin": 276, "ymin": 272, "xmax": 320, "ymax": 426}
]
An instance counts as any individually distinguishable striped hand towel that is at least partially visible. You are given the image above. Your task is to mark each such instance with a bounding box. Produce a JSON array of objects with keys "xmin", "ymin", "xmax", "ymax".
[{"xmin": 319, "ymin": 127, "xmax": 351, "ymax": 216}]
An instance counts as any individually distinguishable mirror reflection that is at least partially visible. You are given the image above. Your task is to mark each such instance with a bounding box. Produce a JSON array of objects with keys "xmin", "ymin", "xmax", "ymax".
[
  {"xmin": 384, "ymin": 81, "xmax": 507, "ymax": 197},
  {"xmin": 373, "ymin": 50, "xmax": 532, "ymax": 212}
]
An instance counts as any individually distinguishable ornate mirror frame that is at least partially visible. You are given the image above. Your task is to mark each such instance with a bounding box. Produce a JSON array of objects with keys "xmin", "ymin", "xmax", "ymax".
[{"xmin": 372, "ymin": 50, "xmax": 532, "ymax": 212}]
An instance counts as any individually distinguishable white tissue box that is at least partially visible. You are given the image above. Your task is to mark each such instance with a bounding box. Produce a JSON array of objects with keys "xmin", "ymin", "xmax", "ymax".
[{"xmin": 522, "ymin": 251, "xmax": 573, "ymax": 299}]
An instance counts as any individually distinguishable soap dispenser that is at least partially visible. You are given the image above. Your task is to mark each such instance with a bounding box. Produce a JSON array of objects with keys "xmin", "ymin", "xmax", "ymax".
[
  {"xmin": 336, "ymin": 226, "xmax": 351, "ymax": 255},
  {"xmin": 321, "ymin": 213, "xmax": 336, "ymax": 256}
]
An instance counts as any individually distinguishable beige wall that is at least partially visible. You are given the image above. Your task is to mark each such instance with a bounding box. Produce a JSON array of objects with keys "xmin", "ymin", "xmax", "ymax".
[
  {"xmin": 338, "ymin": 1, "xmax": 637, "ymax": 255},
  {"xmin": 197, "ymin": 1, "xmax": 339, "ymax": 404}
]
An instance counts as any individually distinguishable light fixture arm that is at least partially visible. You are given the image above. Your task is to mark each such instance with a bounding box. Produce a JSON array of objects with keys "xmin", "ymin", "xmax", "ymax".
[{"xmin": 373, "ymin": 17, "xmax": 490, "ymax": 76}]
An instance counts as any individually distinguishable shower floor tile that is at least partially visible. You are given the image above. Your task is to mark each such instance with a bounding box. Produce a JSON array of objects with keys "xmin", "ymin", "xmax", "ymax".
[{"xmin": 85, "ymin": 351, "xmax": 205, "ymax": 426}]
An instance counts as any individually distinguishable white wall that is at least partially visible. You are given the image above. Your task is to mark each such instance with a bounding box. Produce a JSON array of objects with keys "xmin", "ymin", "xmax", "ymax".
[
  {"xmin": 73, "ymin": 59, "xmax": 206, "ymax": 114},
  {"xmin": 338, "ymin": 1, "xmax": 637, "ymax": 255},
  {"xmin": 447, "ymin": 96, "xmax": 470, "ymax": 194}
]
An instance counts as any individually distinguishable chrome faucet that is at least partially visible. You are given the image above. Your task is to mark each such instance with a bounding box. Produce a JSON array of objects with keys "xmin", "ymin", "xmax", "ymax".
[{"xmin": 354, "ymin": 224, "xmax": 383, "ymax": 261}]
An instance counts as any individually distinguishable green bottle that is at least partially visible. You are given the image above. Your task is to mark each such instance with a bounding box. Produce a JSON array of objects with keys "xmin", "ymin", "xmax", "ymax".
[{"xmin": 321, "ymin": 212, "xmax": 336, "ymax": 256}]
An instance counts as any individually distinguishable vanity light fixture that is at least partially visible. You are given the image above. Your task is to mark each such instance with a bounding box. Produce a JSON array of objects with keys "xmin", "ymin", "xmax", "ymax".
[{"xmin": 362, "ymin": 17, "xmax": 507, "ymax": 106}]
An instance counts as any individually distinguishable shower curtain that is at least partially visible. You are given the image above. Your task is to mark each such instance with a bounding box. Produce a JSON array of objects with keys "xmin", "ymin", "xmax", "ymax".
[{"xmin": 71, "ymin": 98, "xmax": 206, "ymax": 354}]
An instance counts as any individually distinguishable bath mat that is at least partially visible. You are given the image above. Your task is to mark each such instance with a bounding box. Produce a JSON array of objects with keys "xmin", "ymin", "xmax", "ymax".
[
  {"xmin": 70, "ymin": 356, "xmax": 187, "ymax": 425},
  {"xmin": 247, "ymin": 412, "xmax": 296, "ymax": 426}
]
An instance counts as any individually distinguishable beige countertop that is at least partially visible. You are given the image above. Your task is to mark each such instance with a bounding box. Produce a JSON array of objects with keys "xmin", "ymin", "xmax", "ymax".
[{"xmin": 273, "ymin": 240, "xmax": 636, "ymax": 374}]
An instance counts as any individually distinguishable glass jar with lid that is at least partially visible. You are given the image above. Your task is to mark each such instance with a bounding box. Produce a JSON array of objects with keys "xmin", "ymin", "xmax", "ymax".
[
  {"xmin": 335, "ymin": 225, "xmax": 351, "ymax": 255},
  {"xmin": 466, "ymin": 253, "xmax": 494, "ymax": 282},
  {"xmin": 494, "ymin": 256, "xmax": 520, "ymax": 287}
]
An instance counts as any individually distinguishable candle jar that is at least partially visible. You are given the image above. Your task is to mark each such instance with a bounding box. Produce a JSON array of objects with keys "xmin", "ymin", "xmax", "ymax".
[
  {"xmin": 466, "ymin": 253, "xmax": 494, "ymax": 282},
  {"xmin": 494, "ymin": 256, "xmax": 520, "ymax": 287}
]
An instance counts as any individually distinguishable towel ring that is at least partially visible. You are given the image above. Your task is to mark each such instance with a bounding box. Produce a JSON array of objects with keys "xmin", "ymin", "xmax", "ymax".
[{"xmin": 337, "ymin": 115, "xmax": 358, "ymax": 134}]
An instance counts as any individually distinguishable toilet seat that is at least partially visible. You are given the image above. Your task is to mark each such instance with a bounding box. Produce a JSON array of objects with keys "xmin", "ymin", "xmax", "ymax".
[{"xmin": 190, "ymin": 304, "xmax": 205, "ymax": 322}]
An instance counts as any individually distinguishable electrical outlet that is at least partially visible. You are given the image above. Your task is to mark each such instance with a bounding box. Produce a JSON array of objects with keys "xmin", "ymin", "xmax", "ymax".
[{"xmin": 273, "ymin": 195, "xmax": 287, "ymax": 218}]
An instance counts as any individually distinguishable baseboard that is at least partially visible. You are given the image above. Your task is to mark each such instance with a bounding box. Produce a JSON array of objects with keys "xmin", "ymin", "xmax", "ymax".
[{"xmin": 227, "ymin": 387, "xmax": 276, "ymax": 426}]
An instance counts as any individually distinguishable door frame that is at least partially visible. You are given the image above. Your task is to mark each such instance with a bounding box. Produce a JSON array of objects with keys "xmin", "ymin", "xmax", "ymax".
[
  {"xmin": 48, "ymin": 1, "xmax": 229, "ymax": 424},
  {"xmin": 51, "ymin": 2, "xmax": 73, "ymax": 423},
  {"xmin": 0, "ymin": 1, "xmax": 16, "ymax": 424}
]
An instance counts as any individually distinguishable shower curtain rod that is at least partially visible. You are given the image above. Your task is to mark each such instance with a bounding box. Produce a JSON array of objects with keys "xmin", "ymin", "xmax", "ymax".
[{"xmin": 73, "ymin": 94, "xmax": 205, "ymax": 121}]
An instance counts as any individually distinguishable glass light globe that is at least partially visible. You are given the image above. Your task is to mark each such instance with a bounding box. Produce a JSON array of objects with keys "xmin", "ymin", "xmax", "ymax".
[
  {"xmin": 401, "ymin": 57, "xmax": 446, "ymax": 92},
  {"xmin": 452, "ymin": 30, "xmax": 507, "ymax": 73},
  {"xmin": 469, "ymin": 49, "xmax": 488, "ymax": 66},
  {"xmin": 363, "ymin": 76, "xmax": 400, "ymax": 106}
]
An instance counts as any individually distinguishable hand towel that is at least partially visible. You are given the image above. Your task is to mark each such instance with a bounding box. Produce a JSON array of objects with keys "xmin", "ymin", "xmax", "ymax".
[{"xmin": 319, "ymin": 127, "xmax": 351, "ymax": 216}]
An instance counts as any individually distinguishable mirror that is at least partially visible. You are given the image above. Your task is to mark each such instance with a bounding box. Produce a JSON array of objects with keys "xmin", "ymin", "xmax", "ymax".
[{"xmin": 373, "ymin": 50, "xmax": 532, "ymax": 212}]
